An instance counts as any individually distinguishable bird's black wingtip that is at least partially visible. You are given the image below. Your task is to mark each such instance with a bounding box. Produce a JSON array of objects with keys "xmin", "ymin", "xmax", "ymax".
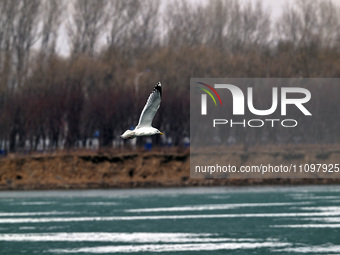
[{"xmin": 154, "ymin": 81, "xmax": 162, "ymax": 96}]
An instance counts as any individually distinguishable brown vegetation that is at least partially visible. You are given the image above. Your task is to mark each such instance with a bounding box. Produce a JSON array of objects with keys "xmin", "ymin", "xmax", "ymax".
[{"xmin": 1, "ymin": 145, "xmax": 340, "ymax": 190}]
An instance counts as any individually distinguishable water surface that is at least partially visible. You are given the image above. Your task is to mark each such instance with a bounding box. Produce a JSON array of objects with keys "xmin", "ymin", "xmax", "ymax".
[{"xmin": 1, "ymin": 186, "xmax": 340, "ymax": 254}]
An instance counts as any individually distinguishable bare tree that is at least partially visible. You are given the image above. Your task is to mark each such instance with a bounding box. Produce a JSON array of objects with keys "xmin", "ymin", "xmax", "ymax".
[
  {"xmin": 204, "ymin": 0, "xmax": 229, "ymax": 49},
  {"xmin": 106, "ymin": 0, "xmax": 140, "ymax": 48},
  {"xmin": 106, "ymin": 0, "xmax": 160, "ymax": 59},
  {"xmin": 165, "ymin": 0, "xmax": 207, "ymax": 48},
  {"xmin": 130, "ymin": 0, "xmax": 160, "ymax": 53},
  {"xmin": 68, "ymin": 0, "xmax": 108, "ymax": 57},
  {"xmin": 13, "ymin": 0, "xmax": 41, "ymax": 89},
  {"xmin": 0, "ymin": 1, "xmax": 19, "ymax": 92},
  {"xmin": 238, "ymin": 1, "xmax": 271, "ymax": 49},
  {"xmin": 276, "ymin": 0, "xmax": 339, "ymax": 76},
  {"xmin": 315, "ymin": 0, "xmax": 339, "ymax": 49},
  {"xmin": 40, "ymin": 0, "xmax": 65, "ymax": 59},
  {"xmin": 1, "ymin": 0, "xmax": 41, "ymax": 152}
]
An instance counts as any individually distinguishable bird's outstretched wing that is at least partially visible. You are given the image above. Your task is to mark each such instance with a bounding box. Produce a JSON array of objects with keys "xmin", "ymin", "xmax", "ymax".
[{"xmin": 136, "ymin": 82, "xmax": 162, "ymax": 127}]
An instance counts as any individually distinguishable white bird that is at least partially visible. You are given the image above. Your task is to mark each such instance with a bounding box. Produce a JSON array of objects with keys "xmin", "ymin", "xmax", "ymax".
[{"xmin": 121, "ymin": 82, "xmax": 163, "ymax": 139}]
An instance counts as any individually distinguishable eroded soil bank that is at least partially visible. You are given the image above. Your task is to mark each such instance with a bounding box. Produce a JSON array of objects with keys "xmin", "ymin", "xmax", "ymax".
[{"xmin": 0, "ymin": 147, "xmax": 339, "ymax": 190}]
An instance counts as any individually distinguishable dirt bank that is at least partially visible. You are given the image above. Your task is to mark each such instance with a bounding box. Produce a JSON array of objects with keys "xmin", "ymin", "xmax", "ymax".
[
  {"xmin": 0, "ymin": 147, "xmax": 339, "ymax": 190},
  {"xmin": 0, "ymin": 151, "xmax": 192, "ymax": 190}
]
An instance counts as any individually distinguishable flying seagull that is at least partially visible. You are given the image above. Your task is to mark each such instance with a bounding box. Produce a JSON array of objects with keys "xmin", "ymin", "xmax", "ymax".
[{"xmin": 121, "ymin": 82, "xmax": 163, "ymax": 139}]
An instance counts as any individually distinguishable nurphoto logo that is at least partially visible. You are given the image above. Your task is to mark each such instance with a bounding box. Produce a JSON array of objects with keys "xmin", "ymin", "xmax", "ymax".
[
  {"xmin": 197, "ymin": 82, "xmax": 312, "ymax": 128},
  {"xmin": 190, "ymin": 78, "xmax": 340, "ymax": 179}
]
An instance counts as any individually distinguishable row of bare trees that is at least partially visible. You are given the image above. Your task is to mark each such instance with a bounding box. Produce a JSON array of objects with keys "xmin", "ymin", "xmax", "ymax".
[{"xmin": 1, "ymin": 0, "xmax": 340, "ymax": 152}]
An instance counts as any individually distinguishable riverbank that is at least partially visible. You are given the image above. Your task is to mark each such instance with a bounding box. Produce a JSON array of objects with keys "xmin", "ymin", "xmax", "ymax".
[{"xmin": 0, "ymin": 146, "xmax": 339, "ymax": 190}]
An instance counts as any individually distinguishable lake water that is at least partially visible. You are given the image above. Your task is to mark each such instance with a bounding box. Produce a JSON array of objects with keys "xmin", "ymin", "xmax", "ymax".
[{"xmin": 1, "ymin": 186, "xmax": 340, "ymax": 254}]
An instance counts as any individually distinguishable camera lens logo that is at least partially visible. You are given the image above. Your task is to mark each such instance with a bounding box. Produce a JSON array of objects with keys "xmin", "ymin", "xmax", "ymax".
[{"xmin": 196, "ymin": 82, "xmax": 222, "ymax": 115}]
